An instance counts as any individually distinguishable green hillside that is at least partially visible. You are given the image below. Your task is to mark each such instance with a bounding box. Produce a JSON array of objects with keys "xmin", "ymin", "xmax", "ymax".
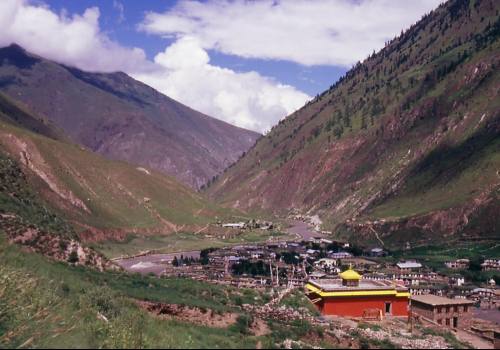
[
  {"xmin": 207, "ymin": 0, "xmax": 500, "ymax": 248},
  {"xmin": 0, "ymin": 232, "xmax": 265, "ymax": 348},
  {"xmin": 0, "ymin": 119, "xmax": 228, "ymax": 230},
  {"xmin": 0, "ymin": 93, "xmax": 245, "ymax": 256}
]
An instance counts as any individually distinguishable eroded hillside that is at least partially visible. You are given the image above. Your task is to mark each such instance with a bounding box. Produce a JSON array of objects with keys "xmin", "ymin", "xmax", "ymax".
[
  {"xmin": 207, "ymin": 0, "xmax": 500, "ymax": 248},
  {"xmin": 0, "ymin": 95, "xmax": 233, "ymax": 243}
]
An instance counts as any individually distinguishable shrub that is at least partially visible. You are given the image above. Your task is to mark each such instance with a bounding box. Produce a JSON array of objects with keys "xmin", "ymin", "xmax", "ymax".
[
  {"xmin": 67, "ymin": 250, "xmax": 79, "ymax": 264},
  {"xmin": 230, "ymin": 314, "xmax": 253, "ymax": 335}
]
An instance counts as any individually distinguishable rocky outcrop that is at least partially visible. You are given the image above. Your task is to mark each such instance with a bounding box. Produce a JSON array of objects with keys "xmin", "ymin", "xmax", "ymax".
[{"xmin": 0, "ymin": 214, "xmax": 116, "ymax": 271}]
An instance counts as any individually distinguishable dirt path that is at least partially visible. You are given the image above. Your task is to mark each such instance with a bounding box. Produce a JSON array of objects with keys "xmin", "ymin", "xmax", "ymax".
[
  {"xmin": 455, "ymin": 329, "xmax": 493, "ymax": 349},
  {"xmin": 369, "ymin": 226, "xmax": 385, "ymax": 247},
  {"xmin": 286, "ymin": 220, "xmax": 324, "ymax": 241}
]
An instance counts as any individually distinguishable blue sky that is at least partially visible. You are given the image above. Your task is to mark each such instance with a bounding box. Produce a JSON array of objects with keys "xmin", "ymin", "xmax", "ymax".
[
  {"xmin": 0, "ymin": 0, "xmax": 442, "ymax": 132},
  {"xmin": 42, "ymin": 0, "xmax": 346, "ymax": 96}
]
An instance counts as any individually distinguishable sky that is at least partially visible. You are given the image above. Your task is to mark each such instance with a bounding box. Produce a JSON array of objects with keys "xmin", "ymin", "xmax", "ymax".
[{"xmin": 0, "ymin": 0, "xmax": 442, "ymax": 133}]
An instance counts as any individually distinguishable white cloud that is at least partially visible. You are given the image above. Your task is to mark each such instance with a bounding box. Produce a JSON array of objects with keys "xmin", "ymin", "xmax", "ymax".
[
  {"xmin": 140, "ymin": 0, "xmax": 443, "ymax": 66},
  {"xmin": 133, "ymin": 37, "xmax": 310, "ymax": 133},
  {"xmin": 0, "ymin": 0, "xmax": 445, "ymax": 133},
  {"xmin": 0, "ymin": 0, "xmax": 149, "ymax": 73},
  {"xmin": 0, "ymin": 0, "xmax": 310, "ymax": 133},
  {"xmin": 113, "ymin": 0, "xmax": 125, "ymax": 24}
]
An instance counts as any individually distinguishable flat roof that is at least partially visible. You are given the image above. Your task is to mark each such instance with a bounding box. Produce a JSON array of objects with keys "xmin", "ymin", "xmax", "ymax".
[
  {"xmin": 308, "ymin": 278, "xmax": 407, "ymax": 292},
  {"xmin": 411, "ymin": 294, "xmax": 474, "ymax": 306},
  {"xmin": 397, "ymin": 262, "xmax": 422, "ymax": 268}
]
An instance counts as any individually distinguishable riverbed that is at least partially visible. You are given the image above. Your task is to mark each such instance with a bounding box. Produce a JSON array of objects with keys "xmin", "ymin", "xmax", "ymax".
[{"xmin": 115, "ymin": 220, "xmax": 321, "ymax": 275}]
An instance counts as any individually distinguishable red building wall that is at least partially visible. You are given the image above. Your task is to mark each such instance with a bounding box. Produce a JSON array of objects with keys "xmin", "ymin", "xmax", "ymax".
[{"xmin": 318, "ymin": 295, "xmax": 408, "ymax": 317}]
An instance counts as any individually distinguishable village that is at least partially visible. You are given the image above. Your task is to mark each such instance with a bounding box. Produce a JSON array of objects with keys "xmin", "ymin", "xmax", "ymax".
[{"xmin": 116, "ymin": 218, "xmax": 500, "ymax": 348}]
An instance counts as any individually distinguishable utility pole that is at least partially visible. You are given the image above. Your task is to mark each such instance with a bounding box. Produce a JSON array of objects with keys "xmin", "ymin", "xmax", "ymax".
[
  {"xmin": 269, "ymin": 261, "xmax": 273, "ymax": 286},
  {"xmin": 224, "ymin": 257, "xmax": 229, "ymax": 276}
]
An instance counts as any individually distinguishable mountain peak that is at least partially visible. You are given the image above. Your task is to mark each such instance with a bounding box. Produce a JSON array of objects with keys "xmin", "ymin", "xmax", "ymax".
[
  {"xmin": 0, "ymin": 45, "xmax": 260, "ymax": 188},
  {"xmin": 5, "ymin": 43, "xmax": 26, "ymax": 52},
  {"xmin": 0, "ymin": 43, "xmax": 40, "ymax": 70}
]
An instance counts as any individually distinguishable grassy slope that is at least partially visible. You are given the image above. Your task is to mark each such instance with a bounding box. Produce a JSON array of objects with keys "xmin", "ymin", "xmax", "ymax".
[
  {"xmin": 0, "ymin": 97, "xmax": 284, "ymax": 257},
  {"xmin": 0, "ymin": 117, "xmax": 233, "ymax": 232},
  {"xmin": 0, "ymin": 232, "xmax": 270, "ymax": 348},
  {"xmin": 0, "ymin": 150, "xmax": 75, "ymax": 239},
  {"xmin": 369, "ymin": 121, "xmax": 500, "ymax": 219},
  {"xmin": 206, "ymin": 0, "xmax": 500, "ymax": 242}
]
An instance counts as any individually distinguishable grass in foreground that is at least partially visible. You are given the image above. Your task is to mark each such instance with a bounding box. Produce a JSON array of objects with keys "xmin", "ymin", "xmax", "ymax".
[{"xmin": 0, "ymin": 232, "xmax": 269, "ymax": 348}]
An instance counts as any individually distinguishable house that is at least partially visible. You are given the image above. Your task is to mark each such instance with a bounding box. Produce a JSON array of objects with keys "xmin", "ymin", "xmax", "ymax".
[
  {"xmin": 369, "ymin": 248, "xmax": 386, "ymax": 257},
  {"xmin": 286, "ymin": 243, "xmax": 302, "ymax": 252},
  {"xmin": 448, "ymin": 275, "xmax": 465, "ymax": 287},
  {"xmin": 444, "ymin": 259, "xmax": 470, "ymax": 269},
  {"xmin": 329, "ymin": 251, "xmax": 353, "ymax": 259},
  {"xmin": 305, "ymin": 268, "xmax": 409, "ymax": 318},
  {"xmin": 222, "ymin": 222, "xmax": 246, "ymax": 229},
  {"xmin": 469, "ymin": 287, "xmax": 500, "ymax": 308},
  {"xmin": 362, "ymin": 272, "xmax": 389, "ymax": 281},
  {"xmin": 314, "ymin": 258, "xmax": 338, "ymax": 268},
  {"xmin": 314, "ymin": 258, "xmax": 340, "ymax": 274},
  {"xmin": 409, "ymin": 282, "xmax": 451, "ymax": 296},
  {"xmin": 410, "ymin": 294, "xmax": 474, "ymax": 329},
  {"xmin": 250, "ymin": 250, "xmax": 265, "ymax": 259},
  {"xmin": 396, "ymin": 261, "xmax": 422, "ymax": 272},
  {"xmin": 309, "ymin": 271, "xmax": 327, "ymax": 279},
  {"xmin": 481, "ymin": 259, "xmax": 500, "ymax": 271}
]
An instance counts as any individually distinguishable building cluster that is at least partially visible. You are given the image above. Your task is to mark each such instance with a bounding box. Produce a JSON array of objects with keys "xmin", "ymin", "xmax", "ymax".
[
  {"xmin": 162, "ymin": 238, "xmax": 499, "ymax": 306},
  {"xmin": 158, "ymin": 235, "xmax": 499, "ymax": 341},
  {"xmin": 219, "ymin": 219, "xmax": 275, "ymax": 230}
]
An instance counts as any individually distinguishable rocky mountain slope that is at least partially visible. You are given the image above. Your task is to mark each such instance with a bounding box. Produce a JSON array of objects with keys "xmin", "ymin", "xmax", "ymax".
[
  {"xmin": 207, "ymin": 0, "xmax": 500, "ymax": 248},
  {"xmin": 0, "ymin": 94, "xmax": 233, "ymax": 243},
  {"xmin": 0, "ymin": 44, "xmax": 260, "ymax": 189}
]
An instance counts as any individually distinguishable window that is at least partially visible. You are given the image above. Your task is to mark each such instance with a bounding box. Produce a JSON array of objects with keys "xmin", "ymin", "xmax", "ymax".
[
  {"xmin": 437, "ymin": 319, "xmax": 442, "ymax": 325},
  {"xmin": 446, "ymin": 306, "xmax": 450, "ymax": 313},
  {"xmin": 454, "ymin": 306, "xmax": 458, "ymax": 312},
  {"xmin": 437, "ymin": 307, "xmax": 442, "ymax": 313},
  {"xmin": 446, "ymin": 318, "xmax": 450, "ymax": 326},
  {"xmin": 464, "ymin": 306, "xmax": 468, "ymax": 312}
]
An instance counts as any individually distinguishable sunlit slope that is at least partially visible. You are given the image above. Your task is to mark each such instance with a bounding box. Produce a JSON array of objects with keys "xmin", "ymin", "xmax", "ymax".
[
  {"xmin": 207, "ymin": 0, "xmax": 500, "ymax": 247},
  {"xmin": 0, "ymin": 112, "xmax": 231, "ymax": 241}
]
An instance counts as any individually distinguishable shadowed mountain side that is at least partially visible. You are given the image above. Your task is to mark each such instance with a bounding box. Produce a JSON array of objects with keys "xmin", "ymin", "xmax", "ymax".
[
  {"xmin": 0, "ymin": 105, "xmax": 235, "ymax": 242},
  {"xmin": 0, "ymin": 44, "xmax": 260, "ymax": 189}
]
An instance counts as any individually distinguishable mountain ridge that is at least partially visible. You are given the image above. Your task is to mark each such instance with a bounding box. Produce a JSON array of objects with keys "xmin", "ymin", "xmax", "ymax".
[
  {"xmin": 206, "ymin": 0, "xmax": 500, "ymax": 248},
  {"xmin": 0, "ymin": 44, "xmax": 260, "ymax": 189},
  {"xmin": 0, "ymin": 94, "xmax": 236, "ymax": 244}
]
